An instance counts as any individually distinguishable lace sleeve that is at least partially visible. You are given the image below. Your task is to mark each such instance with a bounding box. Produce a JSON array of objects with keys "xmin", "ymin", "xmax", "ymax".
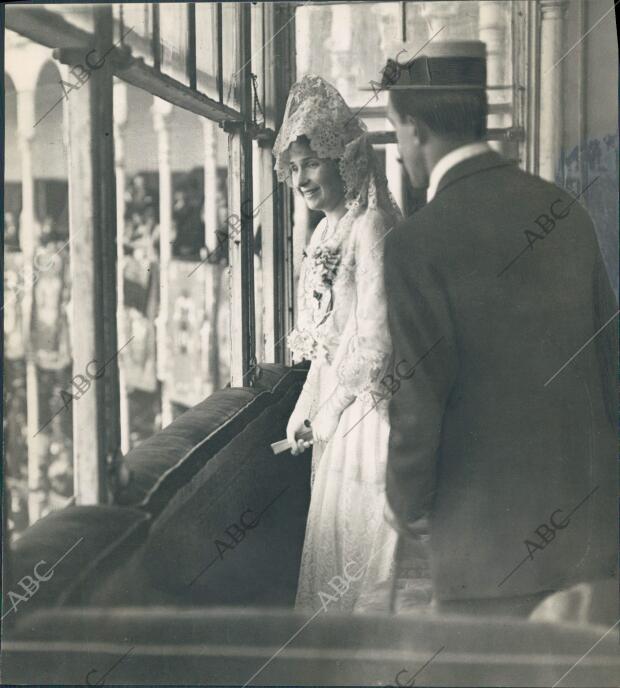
[
  {"xmin": 337, "ymin": 209, "xmax": 393, "ymax": 399},
  {"xmin": 293, "ymin": 360, "xmax": 320, "ymax": 420}
]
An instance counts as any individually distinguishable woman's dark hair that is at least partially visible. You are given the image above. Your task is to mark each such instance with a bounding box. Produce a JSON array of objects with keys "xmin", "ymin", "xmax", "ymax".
[
  {"xmin": 290, "ymin": 134, "xmax": 344, "ymax": 177},
  {"xmin": 383, "ymin": 67, "xmax": 488, "ymax": 140}
]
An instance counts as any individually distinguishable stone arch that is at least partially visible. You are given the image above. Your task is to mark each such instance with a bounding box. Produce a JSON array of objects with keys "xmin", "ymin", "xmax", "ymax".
[
  {"xmin": 32, "ymin": 60, "xmax": 68, "ymax": 232},
  {"xmin": 4, "ymin": 31, "xmax": 51, "ymax": 97},
  {"xmin": 5, "ymin": 73, "xmax": 19, "ymax": 185}
]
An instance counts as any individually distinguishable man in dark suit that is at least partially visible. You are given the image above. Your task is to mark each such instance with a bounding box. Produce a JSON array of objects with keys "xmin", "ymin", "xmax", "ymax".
[{"xmin": 381, "ymin": 41, "xmax": 617, "ymax": 616}]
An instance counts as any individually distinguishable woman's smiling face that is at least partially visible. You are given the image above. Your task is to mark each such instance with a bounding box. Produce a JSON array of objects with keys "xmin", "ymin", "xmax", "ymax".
[{"xmin": 288, "ymin": 137, "xmax": 345, "ymax": 213}]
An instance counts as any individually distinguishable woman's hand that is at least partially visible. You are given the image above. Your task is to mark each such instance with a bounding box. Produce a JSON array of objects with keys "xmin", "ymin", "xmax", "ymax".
[
  {"xmin": 311, "ymin": 405, "xmax": 340, "ymax": 444},
  {"xmin": 286, "ymin": 412, "xmax": 313, "ymax": 456}
]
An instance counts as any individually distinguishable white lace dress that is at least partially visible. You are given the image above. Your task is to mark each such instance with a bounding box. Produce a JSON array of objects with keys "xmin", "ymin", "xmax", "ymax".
[
  {"xmin": 289, "ymin": 208, "xmax": 402, "ymax": 613},
  {"xmin": 274, "ymin": 73, "xmax": 432, "ymax": 612}
]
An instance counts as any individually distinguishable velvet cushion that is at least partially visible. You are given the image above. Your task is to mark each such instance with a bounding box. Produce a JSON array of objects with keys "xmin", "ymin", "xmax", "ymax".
[
  {"xmin": 139, "ymin": 379, "xmax": 311, "ymax": 606},
  {"xmin": 4, "ymin": 505, "xmax": 148, "ymax": 618},
  {"xmin": 115, "ymin": 387, "xmax": 259, "ymax": 509},
  {"xmin": 71, "ymin": 371, "xmax": 309, "ymax": 609},
  {"xmin": 116, "ymin": 364, "xmax": 306, "ymax": 515},
  {"xmin": 5, "ymin": 365, "xmax": 309, "ymax": 614}
]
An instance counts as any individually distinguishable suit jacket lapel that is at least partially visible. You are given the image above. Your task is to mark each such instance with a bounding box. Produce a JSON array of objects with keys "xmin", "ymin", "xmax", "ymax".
[{"xmin": 435, "ymin": 151, "xmax": 516, "ymax": 199}]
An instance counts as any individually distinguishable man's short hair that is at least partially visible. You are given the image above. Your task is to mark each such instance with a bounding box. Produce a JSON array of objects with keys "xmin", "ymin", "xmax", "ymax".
[{"xmin": 383, "ymin": 67, "xmax": 488, "ymax": 140}]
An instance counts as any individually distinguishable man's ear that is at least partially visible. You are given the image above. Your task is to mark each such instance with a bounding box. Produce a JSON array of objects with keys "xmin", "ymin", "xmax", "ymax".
[{"xmin": 406, "ymin": 115, "xmax": 427, "ymax": 146}]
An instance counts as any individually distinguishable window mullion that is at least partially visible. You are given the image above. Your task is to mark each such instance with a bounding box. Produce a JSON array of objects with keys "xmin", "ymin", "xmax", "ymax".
[
  {"xmin": 187, "ymin": 3, "xmax": 197, "ymax": 90},
  {"xmin": 228, "ymin": 2, "xmax": 255, "ymax": 386},
  {"xmin": 261, "ymin": 2, "xmax": 296, "ymax": 364},
  {"xmin": 62, "ymin": 5, "xmax": 119, "ymax": 504}
]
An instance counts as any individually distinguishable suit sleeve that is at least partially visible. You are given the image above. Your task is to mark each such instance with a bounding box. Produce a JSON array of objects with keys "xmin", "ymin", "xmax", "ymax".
[{"xmin": 383, "ymin": 225, "xmax": 458, "ymax": 525}]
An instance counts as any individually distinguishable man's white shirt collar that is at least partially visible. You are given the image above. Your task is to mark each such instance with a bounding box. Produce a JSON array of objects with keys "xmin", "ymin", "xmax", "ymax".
[{"xmin": 426, "ymin": 142, "xmax": 491, "ymax": 202}]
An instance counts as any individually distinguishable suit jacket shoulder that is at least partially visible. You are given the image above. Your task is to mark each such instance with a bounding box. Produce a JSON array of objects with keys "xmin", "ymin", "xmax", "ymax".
[{"xmin": 388, "ymin": 152, "xmax": 599, "ymax": 277}]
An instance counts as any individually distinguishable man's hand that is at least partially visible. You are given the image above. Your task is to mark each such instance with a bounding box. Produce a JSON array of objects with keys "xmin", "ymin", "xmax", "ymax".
[{"xmin": 384, "ymin": 500, "xmax": 429, "ymax": 539}]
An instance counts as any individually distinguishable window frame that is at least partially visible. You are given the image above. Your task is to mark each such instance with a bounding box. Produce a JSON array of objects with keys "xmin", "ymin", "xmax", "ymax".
[{"xmin": 5, "ymin": 2, "xmax": 295, "ymax": 505}]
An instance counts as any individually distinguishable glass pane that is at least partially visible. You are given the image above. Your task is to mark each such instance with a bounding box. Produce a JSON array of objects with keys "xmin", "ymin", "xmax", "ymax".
[
  {"xmin": 5, "ymin": 32, "xmax": 74, "ymax": 540},
  {"xmin": 296, "ymin": 1, "xmax": 514, "ymax": 124},
  {"xmin": 296, "ymin": 2, "xmax": 401, "ymax": 110},
  {"xmin": 114, "ymin": 80, "xmax": 231, "ymax": 446},
  {"xmin": 196, "ymin": 2, "xmax": 218, "ymax": 101},
  {"xmin": 222, "ymin": 2, "xmax": 240, "ymax": 110},
  {"xmin": 159, "ymin": 3, "xmax": 189, "ymax": 84},
  {"xmin": 168, "ymin": 108, "xmax": 231, "ymax": 404},
  {"xmin": 114, "ymin": 3, "xmax": 155, "ymax": 68},
  {"xmin": 114, "ymin": 81, "xmax": 160, "ymax": 448}
]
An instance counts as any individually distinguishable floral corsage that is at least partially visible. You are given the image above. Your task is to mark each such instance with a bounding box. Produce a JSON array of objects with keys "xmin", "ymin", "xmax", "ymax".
[
  {"xmin": 305, "ymin": 244, "xmax": 341, "ymax": 303},
  {"xmin": 287, "ymin": 328, "xmax": 317, "ymax": 361}
]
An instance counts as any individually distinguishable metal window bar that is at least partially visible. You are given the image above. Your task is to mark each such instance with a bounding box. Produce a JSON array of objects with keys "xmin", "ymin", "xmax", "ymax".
[
  {"xmin": 6, "ymin": 6, "xmax": 242, "ymax": 125},
  {"xmin": 226, "ymin": 1, "xmax": 256, "ymax": 386},
  {"xmin": 187, "ymin": 2, "xmax": 197, "ymax": 90},
  {"xmin": 152, "ymin": 2, "xmax": 161, "ymax": 72},
  {"xmin": 216, "ymin": 3, "xmax": 224, "ymax": 104},
  {"xmin": 367, "ymin": 128, "xmax": 525, "ymax": 146},
  {"xmin": 254, "ymin": 2, "xmax": 296, "ymax": 365}
]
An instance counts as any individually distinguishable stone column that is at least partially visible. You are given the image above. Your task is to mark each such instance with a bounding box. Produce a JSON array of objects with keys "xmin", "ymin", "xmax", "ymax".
[
  {"xmin": 201, "ymin": 118, "xmax": 220, "ymax": 393},
  {"xmin": 373, "ymin": 1, "xmax": 400, "ymax": 60},
  {"xmin": 62, "ymin": 13, "xmax": 120, "ymax": 506},
  {"xmin": 539, "ymin": 0, "xmax": 568, "ymax": 182},
  {"xmin": 152, "ymin": 98, "xmax": 174, "ymax": 426},
  {"xmin": 420, "ymin": 2, "xmax": 460, "ymax": 39},
  {"xmin": 327, "ymin": 4, "xmax": 354, "ymax": 102},
  {"xmin": 295, "ymin": 3, "xmax": 312, "ymax": 76},
  {"xmin": 113, "ymin": 81, "xmax": 131, "ymax": 455},
  {"xmin": 16, "ymin": 87, "xmax": 43, "ymax": 523}
]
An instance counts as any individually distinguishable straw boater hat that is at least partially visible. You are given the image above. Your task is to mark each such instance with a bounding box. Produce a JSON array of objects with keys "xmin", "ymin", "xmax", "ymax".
[{"xmin": 365, "ymin": 40, "xmax": 488, "ymax": 91}]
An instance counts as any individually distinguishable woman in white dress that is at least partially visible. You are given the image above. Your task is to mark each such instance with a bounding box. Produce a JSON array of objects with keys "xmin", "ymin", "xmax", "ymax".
[{"xmin": 273, "ymin": 75, "xmax": 427, "ymax": 613}]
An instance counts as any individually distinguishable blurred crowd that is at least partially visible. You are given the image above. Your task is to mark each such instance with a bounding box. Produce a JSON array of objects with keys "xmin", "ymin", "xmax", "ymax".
[{"xmin": 4, "ymin": 168, "xmax": 234, "ymax": 539}]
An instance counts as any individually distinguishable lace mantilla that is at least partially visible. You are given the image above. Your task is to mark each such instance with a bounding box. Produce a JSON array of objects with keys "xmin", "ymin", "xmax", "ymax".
[
  {"xmin": 279, "ymin": 74, "xmax": 401, "ymax": 407},
  {"xmin": 273, "ymin": 74, "xmax": 400, "ymax": 213},
  {"xmin": 273, "ymin": 75, "xmax": 365, "ymax": 173}
]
